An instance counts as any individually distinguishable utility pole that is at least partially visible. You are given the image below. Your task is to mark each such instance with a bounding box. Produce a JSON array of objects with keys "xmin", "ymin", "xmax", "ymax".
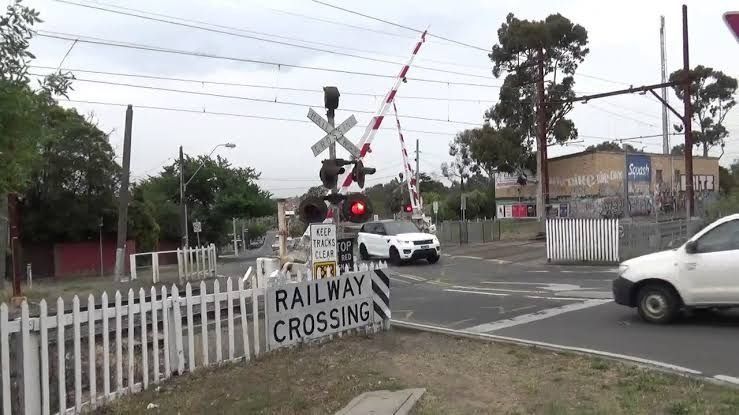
[
  {"xmin": 232, "ymin": 217, "xmax": 238, "ymax": 256},
  {"xmin": 179, "ymin": 145, "xmax": 187, "ymax": 248},
  {"xmin": 682, "ymin": 4, "xmax": 694, "ymax": 218},
  {"xmin": 114, "ymin": 105, "xmax": 133, "ymax": 281},
  {"xmin": 660, "ymin": 16, "xmax": 670, "ymax": 156},
  {"xmin": 535, "ymin": 49, "xmax": 549, "ymax": 219}
]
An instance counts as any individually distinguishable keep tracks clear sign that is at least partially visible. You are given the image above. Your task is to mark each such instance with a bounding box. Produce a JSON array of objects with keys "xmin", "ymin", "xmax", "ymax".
[
  {"xmin": 311, "ymin": 223, "xmax": 337, "ymax": 278},
  {"xmin": 265, "ymin": 271, "xmax": 373, "ymax": 349}
]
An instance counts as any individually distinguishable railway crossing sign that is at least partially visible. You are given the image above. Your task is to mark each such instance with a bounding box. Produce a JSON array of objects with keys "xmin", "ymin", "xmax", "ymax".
[
  {"xmin": 308, "ymin": 108, "xmax": 360, "ymax": 158},
  {"xmin": 310, "ymin": 223, "xmax": 337, "ymax": 279}
]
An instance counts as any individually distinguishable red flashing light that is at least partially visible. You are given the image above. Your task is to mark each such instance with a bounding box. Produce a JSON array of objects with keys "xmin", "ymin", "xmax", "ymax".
[
  {"xmin": 351, "ymin": 201, "xmax": 366, "ymax": 216},
  {"xmin": 404, "ymin": 204, "xmax": 413, "ymax": 213}
]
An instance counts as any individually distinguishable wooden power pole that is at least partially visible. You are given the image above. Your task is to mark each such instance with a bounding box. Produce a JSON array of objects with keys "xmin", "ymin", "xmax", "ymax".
[{"xmin": 114, "ymin": 105, "xmax": 133, "ymax": 281}]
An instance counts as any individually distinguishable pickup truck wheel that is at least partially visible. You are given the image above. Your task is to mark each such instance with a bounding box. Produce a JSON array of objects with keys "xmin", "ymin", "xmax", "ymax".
[
  {"xmin": 389, "ymin": 247, "xmax": 402, "ymax": 266},
  {"xmin": 359, "ymin": 244, "xmax": 370, "ymax": 260},
  {"xmin": 637, "ymin": 284, "xmax": 679, "ymax": 324}
]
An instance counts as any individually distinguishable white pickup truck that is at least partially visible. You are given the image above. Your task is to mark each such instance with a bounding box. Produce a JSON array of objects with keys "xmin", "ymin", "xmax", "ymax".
[
  {"xmin": 613, "ymin": 214, "xmax": 739, "ymax": 323},
  {"xmin": 357, "ymin": 220, "xmax": 440, "ymax": 265}
]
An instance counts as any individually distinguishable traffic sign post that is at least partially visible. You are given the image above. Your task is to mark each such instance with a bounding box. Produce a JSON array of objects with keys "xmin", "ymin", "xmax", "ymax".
[
  {"xmin": 193, "ymin": 220, "xmax": 202, "ymax": 246},
  {"xmin": 310, "ymin": 223, "xmax": 337, "ymax": 279}
]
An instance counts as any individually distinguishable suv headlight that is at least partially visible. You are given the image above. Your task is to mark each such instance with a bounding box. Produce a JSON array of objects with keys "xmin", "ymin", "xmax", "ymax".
[
  {"xmin": 398, "ymin": 240, "xmax": 411, "ymax": 245},
  {"xmin": 618, "ymin": 264, "xmax": 629, "ymax": 276}
]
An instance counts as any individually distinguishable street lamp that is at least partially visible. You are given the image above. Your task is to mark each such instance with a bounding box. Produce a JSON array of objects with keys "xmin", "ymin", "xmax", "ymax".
[{"xmin": 180, "ymin": 142, "xmax": 236, "ymax": 247}]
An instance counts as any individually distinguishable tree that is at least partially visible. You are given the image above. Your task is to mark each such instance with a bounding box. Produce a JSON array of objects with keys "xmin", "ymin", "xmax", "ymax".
[
  {"xmin": 138, "ymin": 155, "xmax": 274, "ymax": 246},
  {"xmin": 418, "ymin": 172, "xmax": 446, "ymax": 195},
  {"xmin": 441, "ymin": 133, "xmax": 476, "ymax": 191},
  {"xmin": 670, "ymin": 65, "xmax": 737, "ymax": 156},
  {"xmin": 719, "ymin": 166, "xmax": 735, "ymax": 195},
  {"xmin": 21, "ymin": 107, "xmax": 121, "ymax": 243},
  {"xmin": 585, "ymin": 141, "xmax": 644, "ymax": 153},
  {"xmin": 488, "ymin": 13, "xmax": 588, "ymax": 147},
  {"xmin": 671, "ymin": 144, "xmax": 685, "ymax": 156}
]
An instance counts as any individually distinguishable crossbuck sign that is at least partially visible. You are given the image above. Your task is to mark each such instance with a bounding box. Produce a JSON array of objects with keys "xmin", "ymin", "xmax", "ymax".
[{"xmin": 308, "ymin": 108, "xmax": 360, "ymax": 157}]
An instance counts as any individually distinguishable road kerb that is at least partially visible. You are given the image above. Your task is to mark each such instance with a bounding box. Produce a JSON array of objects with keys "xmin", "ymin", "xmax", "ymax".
[{"xmin": 390, "ymin": 319, "xmax": 739, "ymax": 389}]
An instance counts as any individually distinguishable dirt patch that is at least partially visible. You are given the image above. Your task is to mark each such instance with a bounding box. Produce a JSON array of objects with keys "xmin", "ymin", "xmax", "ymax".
[{"xmin": 99, "ymin": 329, "xmax": 739, "ymax": 414}]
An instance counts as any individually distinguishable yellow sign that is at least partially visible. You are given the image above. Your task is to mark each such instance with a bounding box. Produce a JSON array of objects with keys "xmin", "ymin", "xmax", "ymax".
[{"xmin": 313, "ymin": 261, "xmax": 337, "ymax": 279}]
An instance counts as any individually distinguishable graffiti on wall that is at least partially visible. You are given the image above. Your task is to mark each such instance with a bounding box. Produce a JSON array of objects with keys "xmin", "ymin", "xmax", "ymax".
[{"xmin": 550, "ymin": 170, "xmax": 622, "ymax": 191}]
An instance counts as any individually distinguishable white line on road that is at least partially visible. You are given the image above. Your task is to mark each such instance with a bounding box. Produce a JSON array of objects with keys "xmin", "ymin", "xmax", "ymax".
[
  {"xmin": 444, "ymin": 289, "xmax": 509, "ymax": 297},
  {"xmin": 452, "ymin": 285, "xmax": 541, "ymax": 294},
  {"xmin": 524, "ymin": 295, "xmax": 596, "ymax": 301},
  {"xmin": 454, "ymin": 255, "xmax": 484, "ymax": 260},
  {"xmin": 391, "ymin": 320, "xmax": 703, "ymax": 376},
  {"xmin": 464, "ymin": 299, "xmax": 611, "ymax": 333},
  {"xmin": 527, "ymin": 270, "xmax": 549, "ymax": 273},
  {"xmin": 714, "ymin": 375, "xmax": 739, "ymax": 385},
  {"xmin": 389, "ymin": 277, "xmax": 411, "ymax": 284},
  {"xmin": 397, "ymin": 273, "xmax": 426, "ymax": 282},
  {"xmin": 486, "ymin": 259, "xmax": 512, "ymax": 264}
]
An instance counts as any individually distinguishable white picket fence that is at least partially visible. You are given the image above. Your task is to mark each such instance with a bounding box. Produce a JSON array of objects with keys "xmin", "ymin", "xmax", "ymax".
[
  {"xmin": 129, "ymin": 244, "xmax": 217, "ymax": 283},
  {"xmin": 546, "ymin": 218, "xmax": 620, "ymax": 263},
  {"xmin": 0, "ymin": 262, "xmax": 390, "ymax": 414}
]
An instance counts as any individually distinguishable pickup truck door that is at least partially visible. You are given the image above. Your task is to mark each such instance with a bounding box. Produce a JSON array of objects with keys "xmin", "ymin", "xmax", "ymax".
[{"xmin": 679, "ymin": 219, "xmax": 739, "ymax": 304}]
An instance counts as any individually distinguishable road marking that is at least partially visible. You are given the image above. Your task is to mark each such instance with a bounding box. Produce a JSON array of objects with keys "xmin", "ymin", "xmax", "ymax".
[
  {"xmin": 444, "ymin": 289, "xmax": 509, "ymax": 297},
  {"xmin": 510, "ymin": 305, "xmax": 537, "ymax": 313},
  {"xmin": 528, "ymin": 270, "xmax": 549, "ymax": 273},
  {"xmin": 448, "ymin": 318, "xmax": 475, "ymax": 327},
  {"xmin": 454, "ymin": 255, "xmax": 484, "ymax": 260},
  {"xmin": 464, "ymin": 299, "xmax": 610, "ymax": 333},
  {"xmin": 452, "ymin": 285, "xmax": 541, "ymax": 294},
  {"xmin": 391, "ymin": 320, "xmax": 703, "ymax": 375},
  {"xmin": 714, "ymin": 375, "xmax": 739, "ymax": 385},
  {"xmin": 480, "ymin": 282, "xmax": 584, "ymax": 292},
  {"xmin": 397, "ymin": 273, "xmax": 426, "ymax": 282},
  {"xmin": 389, "ymin": 277, "xmax": 411, "ymax": 284},
  {"xmin": 525, "ymin": 295, "xmax": 595, "ymax": 301},
  {"xmin": 427, "ymin": 280, "xmax": 451, "ymax": 287},
  {"xmin": 486, "ymin": 259, "xmax": 512, "ymax": 264}
]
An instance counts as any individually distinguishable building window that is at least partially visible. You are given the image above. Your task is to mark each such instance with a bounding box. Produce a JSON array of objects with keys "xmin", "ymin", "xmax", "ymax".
[{"xmin": 656, "ymin": 169, "xmax": 663, "ymax": 183}]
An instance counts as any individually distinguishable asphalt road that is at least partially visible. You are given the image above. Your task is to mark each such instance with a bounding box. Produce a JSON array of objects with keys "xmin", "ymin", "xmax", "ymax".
[{"xmin": 389, "ymin": 253, "xmax": 739, "ymax": 383}]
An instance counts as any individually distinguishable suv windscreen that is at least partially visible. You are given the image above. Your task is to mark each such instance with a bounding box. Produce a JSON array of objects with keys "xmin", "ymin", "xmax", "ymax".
[{"xmin": 384, "ymin": 221, "xmax": 420, "ymax": 235}]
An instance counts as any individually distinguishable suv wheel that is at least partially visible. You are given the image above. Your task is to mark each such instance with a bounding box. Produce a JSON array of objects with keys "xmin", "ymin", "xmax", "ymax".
[
  {"xmin": 427, "ymin": 254, "xmax": 440, "ymax": 264},
  {"xmin": 359, "ymin": 244, "xmax": 370, "ymax": 260},
  {"xmin": 389, "ymin": 247, "xmax": 402, "ymax": 266},
  {"xmin": 636, "ymin": 284, "xmax": 679, "ymax": 324}
]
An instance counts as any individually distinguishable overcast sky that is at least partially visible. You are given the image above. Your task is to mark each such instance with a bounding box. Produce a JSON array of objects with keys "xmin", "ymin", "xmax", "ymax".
[{"xmin": 16, "ymin": 0, "xmax": 739, "ymax": 197}]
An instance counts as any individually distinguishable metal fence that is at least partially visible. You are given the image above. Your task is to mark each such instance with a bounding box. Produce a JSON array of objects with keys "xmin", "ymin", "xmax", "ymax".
[
  {"xmin": 619, "ymin": 218, "xmax": 706, "ymax": 260},
  {"xmin": 129, "ymin": 244, "xmax": 217, "ymax": 284},
  {"xmin": 546, "ymin": 218, "xmax": 620, "ymax": 264},
  {"xmin": 436, "ymin": 219, "xmax": 542, "ymax": 244}
]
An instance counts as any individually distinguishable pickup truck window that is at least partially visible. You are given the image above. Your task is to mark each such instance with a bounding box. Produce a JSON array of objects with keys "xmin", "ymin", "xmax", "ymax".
[{"xmin": 695, "ymin": 219, "xmax": 739, "ymax": 253}]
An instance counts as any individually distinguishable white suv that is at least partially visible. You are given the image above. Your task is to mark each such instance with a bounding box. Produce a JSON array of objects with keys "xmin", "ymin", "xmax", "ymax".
[
  {"xmin": 613, "ymin": 214, "xmax": 739, "ymax": 323},
  {"xmin": 357, "ymin": 220, "xmax": 440, "ymax": 265}
]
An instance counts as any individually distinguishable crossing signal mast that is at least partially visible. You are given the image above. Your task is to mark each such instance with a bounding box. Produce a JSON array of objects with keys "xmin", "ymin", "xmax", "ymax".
[{"xmin": 300, "ymin": 86, "xmax": 377, "ymax": 225}]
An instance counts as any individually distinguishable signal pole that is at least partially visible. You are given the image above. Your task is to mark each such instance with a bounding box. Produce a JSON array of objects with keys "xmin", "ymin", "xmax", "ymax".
[
  {"xmin": 114, "ymin": 105, "xmax": 133, "ymax": 281},
  {"xmin": 681, "ymin": 4, "xmax": 694, "ymax": 218},
  {"xmin": 536, "ymin": 49, "xmax": 549, "ymax": 218}
]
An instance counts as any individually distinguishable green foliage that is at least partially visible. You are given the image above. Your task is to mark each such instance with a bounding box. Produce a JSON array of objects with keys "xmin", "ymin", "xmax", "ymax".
[
  {"xmin": 670, "ymin": 65, "xmax": 737, "ymax": 156},
  {"xmin": 138, "ymin": 155, "xmax": 274, "ymax": 246},
  {"xmin": 244, "ymin": 221, "xmax": 268, "ymax": 244},
  {"xmin": 289, "ymin": 220, "xmax": 307, "ymax": 238},
  {"xmin": 671, "ymin": 144, "xmax": 685, "ymax": 156},
  {"xmin": 719, "ymin": 166, "xmax": 735, "ymax": 195},
  {"xmin": 488, "ymin": 13, "xmax": 588, "ymax": 146},
  {"xmin": 441, "ymin": 135, "xmax": 475, "ymax": 190},
  {"xmin": 0, "ymin": 0, "xmax": 40, "ymax": 84},
  {"xmin": 21, "ymin": 106, "xmax": 121, "ymax": 243},
  {"xmin": 585, "ymin": 141, "xmax": 644, "ymax": 153}
]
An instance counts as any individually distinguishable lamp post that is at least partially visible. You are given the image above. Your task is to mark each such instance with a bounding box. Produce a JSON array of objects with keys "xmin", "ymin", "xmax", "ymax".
[{"xmin": 180, "ymin": 142, "xmax": 236, "ymax": 247}]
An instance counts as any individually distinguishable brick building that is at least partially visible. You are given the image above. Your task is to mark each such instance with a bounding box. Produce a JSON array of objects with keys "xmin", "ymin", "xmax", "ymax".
[{"xmin": 495, "ymin": 150, "xmax": 719, "ymax": 218}]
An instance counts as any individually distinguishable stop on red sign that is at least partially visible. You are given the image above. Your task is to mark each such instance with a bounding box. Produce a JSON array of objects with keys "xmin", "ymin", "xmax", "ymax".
[{"xmin": 726, "ymin": 12, "xmax": 739, "ymax": 42}]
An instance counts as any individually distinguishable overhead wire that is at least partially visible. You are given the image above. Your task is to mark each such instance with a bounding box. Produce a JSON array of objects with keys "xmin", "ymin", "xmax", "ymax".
[
  {"xmin": 29, "ymin": 65, "xmax": 497, "ymax": 103},
  {"xmin": 311, "ymin": 0, "xmax": 489, "ymax": 52},
  {"xmin": 57, "ymin": 98, "xmax": 461, "ymax": 136},
  {"xmin": 63, "ymin": 0, "xmax": 488, "ymax": 71},
  {"xmin": 32, "ymin": 73, "xmax": 484, "ymax": 126},
  {"xmin": 51, "ymin": 0, "xmax": 496, "ymax": 81},
  {"xmin": 36, "ymin": 31, "xmax": 504, "ymax": 89}
]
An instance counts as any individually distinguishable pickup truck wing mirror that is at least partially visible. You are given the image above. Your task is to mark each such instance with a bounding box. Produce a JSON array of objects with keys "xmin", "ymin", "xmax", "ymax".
[{"xmin": 685, "ymin": 240, "xmax": 698, "ymax": 254}]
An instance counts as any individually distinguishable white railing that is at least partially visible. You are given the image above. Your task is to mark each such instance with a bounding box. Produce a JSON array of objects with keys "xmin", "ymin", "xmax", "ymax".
[
  {"xmin": 0, "ymin": 270, "xmax": 259, "ymax": 415},
  {"xmin": 129, "ymin": 244, "xmax": 217, "ymax": 283},
  {"xmin": 546, "ymin": 218, "xmax": 620, "ymax": 263},
  {"xmin": 0, "ymin": 262, "xmax": 391, "ymax": 414}
]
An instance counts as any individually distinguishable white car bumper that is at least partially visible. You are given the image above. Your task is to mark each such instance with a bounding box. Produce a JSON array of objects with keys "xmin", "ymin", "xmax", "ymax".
[{"xmin": 397, "ymin": 243, "xmax": 441, "ymax": 260}]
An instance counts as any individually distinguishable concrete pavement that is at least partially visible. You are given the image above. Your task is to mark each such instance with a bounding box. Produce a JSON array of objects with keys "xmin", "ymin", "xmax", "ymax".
[{"xmin": 388, "ymin": 250, "xmax": 739, "ymax": 383}]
